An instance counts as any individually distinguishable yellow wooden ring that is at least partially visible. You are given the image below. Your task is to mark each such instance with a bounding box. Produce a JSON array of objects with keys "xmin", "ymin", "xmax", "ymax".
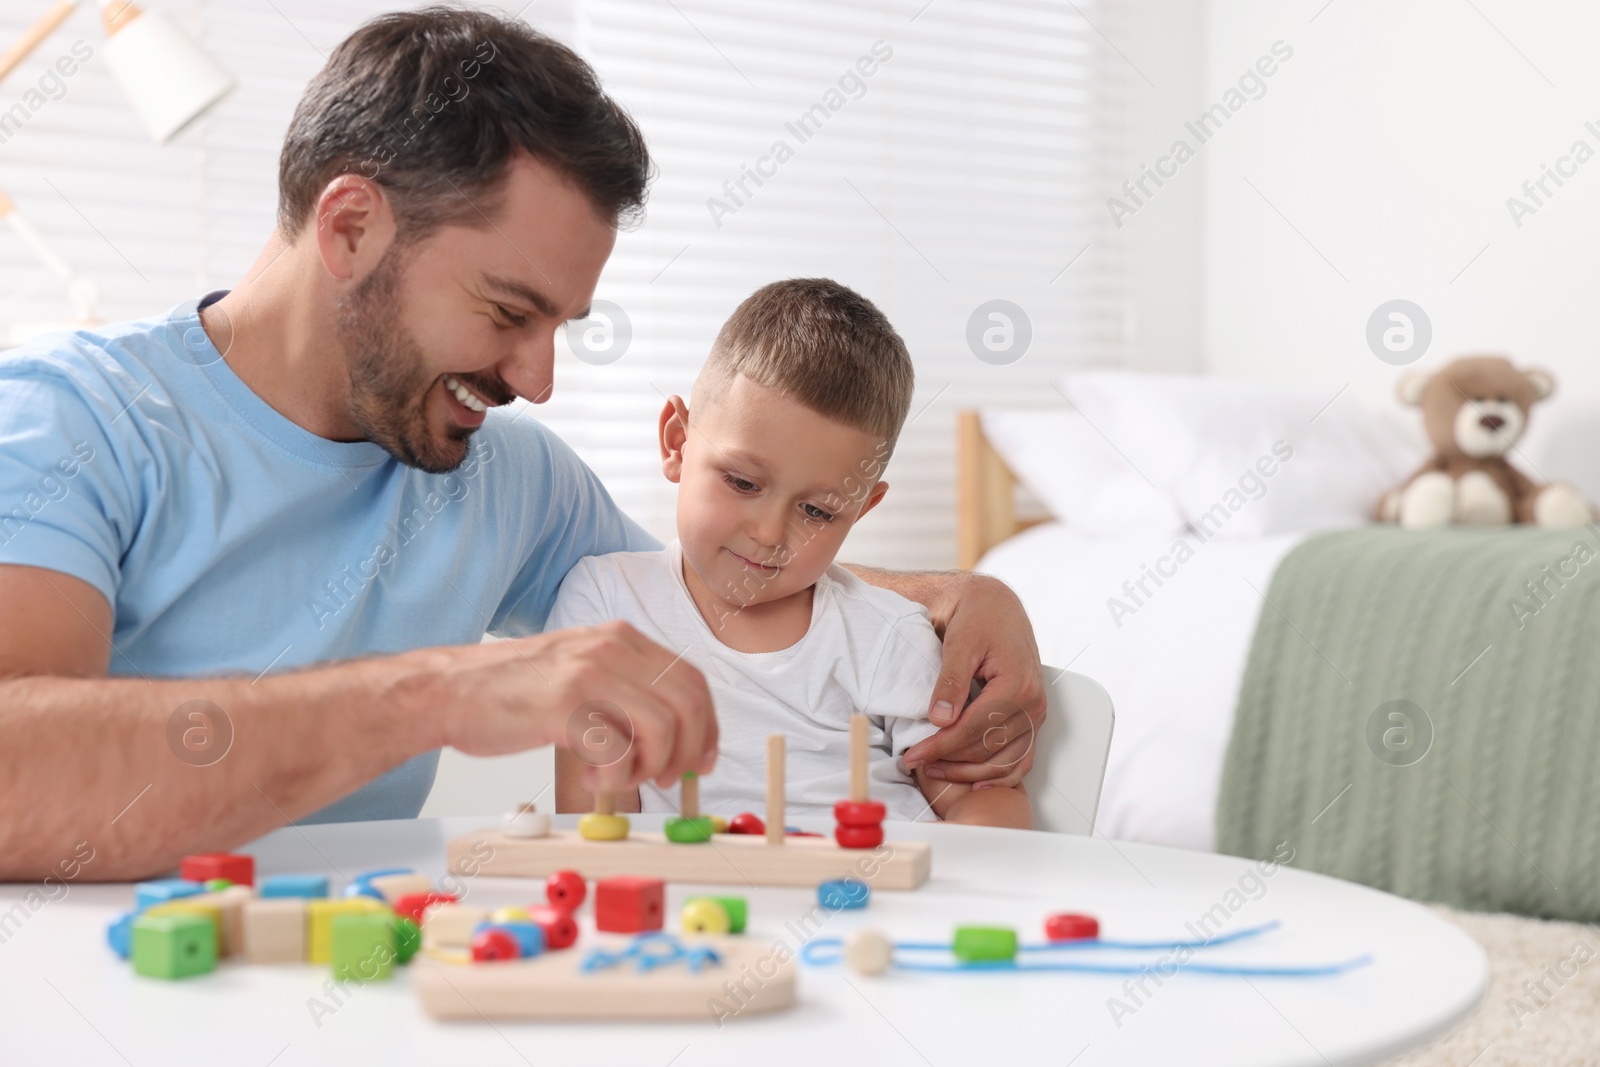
[
  {"xmin": 578, "ymin": 812, "xmax": 630, "ymax": 841},
  {"xmin": 709, "ymin": 815, "xmax": 729, "ymax": 834}
]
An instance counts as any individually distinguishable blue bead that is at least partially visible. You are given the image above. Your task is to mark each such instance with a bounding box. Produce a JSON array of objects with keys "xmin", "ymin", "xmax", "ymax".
[
  {"xmin": 474, "ymin": 920, "xmax": 544, "ymax": 959},
  {"xmin": 818, "ymin": 879, "xmax": 870, "ymax": 910},
  {"xmin": 134, "ymin": 878, "xmax": 204, "ymax": 912},
  {"xmin": 106, "ymin": 911, "xmax": 134, "ymax": 958},
  {"xmin": 259, "ymin": 874, "xmax": 330, "ymax": 899}
]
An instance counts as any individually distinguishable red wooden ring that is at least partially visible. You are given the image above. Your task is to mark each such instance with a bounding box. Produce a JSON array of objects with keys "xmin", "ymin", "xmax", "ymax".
[
  {"xmin": 1045, "ymin": 913, "xmax": 1100, "ymax": 942},
  {"xmin": 834, "ymin": 824, "xmax": 884, "ymax": 849},
  {"xmin": 728, "ymin": 812, "xmax": 766, "ymax": 835},
  {"xmin": 833, "ymin": 800, "xmax": 887, "ymax": 827}
]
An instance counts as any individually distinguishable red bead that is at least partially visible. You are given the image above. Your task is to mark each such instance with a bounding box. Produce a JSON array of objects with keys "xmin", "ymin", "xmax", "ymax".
[
  {"xmin": 393, "ymin": 891, "xmax": 458, "ymax": 924},
  {"xmin": 178, "ymin": 853, "xmax": 254, "ymax": 886},
  {"xmin": 1045, "ymin": 913, "xmax": 1100, "ymax": 942},
  {"xmin": 594, "ymin": 875, "xmax": 665, "ymax": 934},
  {"xmin": 546, "ymin": 869, "xmax": 587, "ymax": 911},
  {"xmin": 525, "ymin": 904, "xmax": 579, "ymax": 950},
  {"xmin": 471, "ymin": 927, "xmax": 520, "ymax": 962},
  {"xmin": 728, "ymin": 812, "xmax": 765, "ymax": 835},
  {"xmin": 834, "ymin": 824, "xmax": 884, "ymax": 849},
  {"xmin": 833, "ymin": 800, "xmax": 887, "ymax": 828}
]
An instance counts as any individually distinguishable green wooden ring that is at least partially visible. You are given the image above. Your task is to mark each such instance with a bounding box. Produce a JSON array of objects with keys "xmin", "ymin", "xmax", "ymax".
[{"xmin": 664, "ymin": 816, "xmax": 715, "ymax": 844}]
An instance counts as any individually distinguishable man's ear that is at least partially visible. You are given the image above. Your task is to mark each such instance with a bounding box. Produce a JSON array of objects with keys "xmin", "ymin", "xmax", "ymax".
[
  {"xmin": 1523, "ymin": 367, "xmax": 1555, "ymax": 401},
  {"xmin": 1397, "ymin": 370, "xmax": 1432, "ymax": 407},
  {"xmin": 854, "ymin": 480, "xmax": 890, "ymax": 522},
  {"xmin": 314, "ymin": 174, "xmax": 395, "ymax": 283},
  {"xmin": 659, "ymin": 395, "xmax": 690, "ymax": 483}
]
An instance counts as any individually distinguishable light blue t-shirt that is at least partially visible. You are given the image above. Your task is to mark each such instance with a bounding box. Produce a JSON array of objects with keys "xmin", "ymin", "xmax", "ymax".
[{"xmin": 0, "ymin": 292, "xmax": 656, "ymax": 821}]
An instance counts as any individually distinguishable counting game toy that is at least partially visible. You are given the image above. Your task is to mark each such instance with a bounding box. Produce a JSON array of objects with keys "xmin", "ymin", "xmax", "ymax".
[{"xmin": 444, "ymin": 721, "xmax": 932, "ymax": 889}]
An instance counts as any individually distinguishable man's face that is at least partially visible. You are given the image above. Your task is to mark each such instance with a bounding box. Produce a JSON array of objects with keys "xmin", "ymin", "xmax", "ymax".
[{"xmin": 340, "ymin": 155, "xmax": 616, "ymax": 473}]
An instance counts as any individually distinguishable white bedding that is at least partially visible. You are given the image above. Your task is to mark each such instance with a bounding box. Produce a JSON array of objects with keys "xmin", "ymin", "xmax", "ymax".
[{"xmin": 978, "ymin": 522, "xmax": 1306, "ymax": 852}]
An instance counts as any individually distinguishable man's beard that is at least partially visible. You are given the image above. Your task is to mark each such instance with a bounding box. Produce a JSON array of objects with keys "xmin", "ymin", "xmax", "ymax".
[{"xmin": 338, "ymin": 249, "xmax": 472, "ymax": 474}]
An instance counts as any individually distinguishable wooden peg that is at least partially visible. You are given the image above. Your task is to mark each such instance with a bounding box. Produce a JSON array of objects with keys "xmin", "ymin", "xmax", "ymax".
[
  {"xmin": 594, "ymin": 792, "xmax": 614, "ymax": 816},
  {"xmin": 849, "ymin": 714, "xmax": 869, "ymax": 802},
  {"xmin": 681, "ymin": 772, "xmax": 699, "ymax": 819},
  {"xmin": 766, "ymin": 733, "xmax": 785, "ymax": 846}
]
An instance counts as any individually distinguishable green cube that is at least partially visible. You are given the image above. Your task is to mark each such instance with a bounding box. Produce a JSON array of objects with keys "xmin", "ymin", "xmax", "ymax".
[
  {"xmin": 390, "ymin": 917, "xmax": 421, "ymax": 964},
  {"xmin": 688, "ymin": 895, "xmax": 747, "ymax": 933},
  {"xmin": 952, "ymin": 925, "xmax": 1017, "ymax": 963},
  {"xmin": 132, "ymin": 914, "xmax": 217, "ymax": 979},
  {"xmin": 331, "ymin": 913, "xmax": 396, "ymax": 982}
]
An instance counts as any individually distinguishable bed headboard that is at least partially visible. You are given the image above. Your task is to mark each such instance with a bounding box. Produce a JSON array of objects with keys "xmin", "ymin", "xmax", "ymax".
[{"xmin": 956, "ymin": 410, "xmax": 1047, "ymax": 569}]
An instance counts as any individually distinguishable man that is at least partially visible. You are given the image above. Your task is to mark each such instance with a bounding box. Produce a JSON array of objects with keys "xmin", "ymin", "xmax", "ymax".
[{"xmin": 0, "ymin": 7, "xmax": 1043, "ymax": 881}]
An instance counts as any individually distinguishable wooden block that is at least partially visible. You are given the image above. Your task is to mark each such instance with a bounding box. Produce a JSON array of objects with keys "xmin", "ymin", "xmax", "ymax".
[
  {"xmin": 132, "ymin": 914, "xmax": 215, "ymax": 980},
  {"xmin": 144, "ymin": 899, "xmax": 223, "ymax": 954},
  {"xmin": 242, "ymin": 898, "xmax": 306, "ymax": 963},
  {"xmin": 307, "ymin": 898, "xmax": 389, "ymax": 963},
  {"xmin": 413, "ymin": 936, "xmax": 795, "ymax": 1021},
  {"xmin": 447, "ymin": 828, "xmax": 930, "ymax": 890},
  {"xmin": 209, "ymin": 885, "xmax": 254, "ymax": 956},
  {"xmin": 421, "ymin": 903, "xmax": 490, "ymax": 950},
  {"xmin": 367, "ymin": 873, "xmax": 434, "ymax": 904},
  {"xmin": 179, "ymin": 852, "xmax": 254, "ymax": 886}
]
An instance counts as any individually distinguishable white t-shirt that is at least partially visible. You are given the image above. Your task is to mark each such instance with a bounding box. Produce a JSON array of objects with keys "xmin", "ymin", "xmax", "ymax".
[{"xmin": 547, "ymin": 541, "xmax": 943, "ymax": 822}]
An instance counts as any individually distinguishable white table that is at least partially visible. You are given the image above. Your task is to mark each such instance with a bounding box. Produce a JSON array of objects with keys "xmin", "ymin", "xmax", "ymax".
[{"xmin": 0, "ymin": 815, "xmax": 1486, "ymax": 1066}]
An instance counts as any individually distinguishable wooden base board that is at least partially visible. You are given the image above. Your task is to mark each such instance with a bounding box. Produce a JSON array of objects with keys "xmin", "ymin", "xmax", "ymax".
[
  {"xmin": 413, "ymin": 936, "xmax": 795, "ymax": 1020},
  {"xmin": 448, "ymin": 828, "xmax": 930, "ymax": 890}
]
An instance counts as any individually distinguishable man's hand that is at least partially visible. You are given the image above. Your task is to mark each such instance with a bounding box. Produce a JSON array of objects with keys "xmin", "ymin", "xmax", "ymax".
[
  {"xmin": 898, "ymin": 573, "xmax": 1045, "ymax": 788},
  {"xmin": 426, "ymin": 620, "xmax": 717, "ymax": 794}
]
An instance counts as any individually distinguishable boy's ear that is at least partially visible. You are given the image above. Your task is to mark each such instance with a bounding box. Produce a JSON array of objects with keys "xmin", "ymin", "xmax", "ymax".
[
  {"xmin": 855, "ymin": 479, "xmax": 890, "ymax": 521},
  {"xmin": 659, "ymin": 395, "xmax": 690, "ymax": 483}
]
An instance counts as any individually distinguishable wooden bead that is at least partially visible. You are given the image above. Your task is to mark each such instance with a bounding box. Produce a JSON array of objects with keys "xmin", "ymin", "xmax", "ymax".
[
  {"xmin": 680, "ymin": 898, "xmax": 730, "ymax": 935},
  {"xmin": 1044, "ymin": 913, "xmax": 1100, "ymax": 942},
  {"xmin": 844, "ymin": 929, "xmax": 893, "ymax": 976},
  {"xmin": 502, "ymin": 802, "xmax": 551, "ymax": 839},
  {"xmin": 709, "ymin": 815, "xmax": 729, "ymax": 834},
  {"xmin": 728, "ymin": 812, "xmax": 765, "ymax": 835},
  {"xmin": 952, "ymin": 926, "xmax": 1017, "ymax": 963},
  {"xmin": 664, "ymin": 816, "xmax": 715, "ymax": 844},
  {"xmin": 833, "ymin": 800, "xmax": 887, "ymax": 828},
  {"xmin": 471, "ymin": 926, "xmax": 520, "ymax": 963},
  {"xmin": 546, "ymin": 869, "xmax": 587, "ymax": 910},
  {"xmin": 687, "ymin": 895, "xmax": 746, "ymax": 933},
  {"xmin": 525, "ymin": 905, "xmax": 579, "ymax": 950},
  {"xmin": 391, "ymin": 917, "xmax": 421, "ymax": 963},
  {"xmin": 834, "ymin": 824, "xmax": 884, "ymax": 850},
  {"xmin": 491, "ymin": 906, "xmax": 530, "ymax": 924},
  {"xmin": 578, "ymin": 812, "xmax": 630, "ymax": 841},
  {"xmin": 818, "ymin": 879, "xmax": 870, "ymax": 910}
]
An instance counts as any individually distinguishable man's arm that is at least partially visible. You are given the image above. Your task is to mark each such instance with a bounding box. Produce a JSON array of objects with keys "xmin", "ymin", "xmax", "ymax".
[
  {"xmin": 0, "ymin": 566, "xmax": 716, "ymax": 882},
  {"xmin": 846, "ymin": 566, "xmax": 1044, "ymax": 787}
]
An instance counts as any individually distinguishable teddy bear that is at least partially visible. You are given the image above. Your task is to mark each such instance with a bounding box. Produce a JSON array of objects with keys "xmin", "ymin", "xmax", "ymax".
[{"xmin": 1376, "ymin": 355, "xmax": 1594, "ymax": 529}]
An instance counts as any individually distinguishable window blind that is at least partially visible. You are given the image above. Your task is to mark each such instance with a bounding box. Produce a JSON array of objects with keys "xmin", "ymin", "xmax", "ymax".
[{"xmin": 0, "ymin": 0, "xmax": 1126, "ymax": 568}]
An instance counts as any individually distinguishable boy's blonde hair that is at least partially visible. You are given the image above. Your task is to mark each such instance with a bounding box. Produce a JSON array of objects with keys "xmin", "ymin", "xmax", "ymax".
[{"xmin": 694, "ymin": 278, "xmax": 914, "ymax": 448}]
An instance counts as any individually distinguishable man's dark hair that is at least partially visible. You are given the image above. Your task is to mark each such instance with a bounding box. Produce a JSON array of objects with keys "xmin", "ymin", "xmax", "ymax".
[{"xmin": 277, "ymin": 6, "xmax": 650, "ymax": 241}]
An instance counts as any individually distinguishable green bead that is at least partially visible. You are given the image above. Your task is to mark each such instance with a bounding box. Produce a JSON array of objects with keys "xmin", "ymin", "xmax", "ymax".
[
  {"xmin": 952, "ymin": 926, "xmax": 1017, "ymax": 963},
  {"xmin": 330, "ymin": 913, "xmax": 396, "ymax": 982},
  {"xmin": 689, "ymin": 895, "xmax": 746, "ymax": 933},
  {"xmin": 202, "ymin": 878, "xmax": 232, "ymax": 892},
  {"xmin": 664, "ymin": 816, "xmax": 715, "ymax": 843},
  {"xmin": 132, "ymin": 914, "xmax": 216, "ymax": 979},
  {"xmin": 390, "ymin": 917, "xmax": 421, "ymax": 964}
]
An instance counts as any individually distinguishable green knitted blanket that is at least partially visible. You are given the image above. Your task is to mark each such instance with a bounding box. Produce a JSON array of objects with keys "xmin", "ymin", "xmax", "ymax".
[{"xmin": 1216, "ymin": 526, "xmax": 1600, "ymax": 921}]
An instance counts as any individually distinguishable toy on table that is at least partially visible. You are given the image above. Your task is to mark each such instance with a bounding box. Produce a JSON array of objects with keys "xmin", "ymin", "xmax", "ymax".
[
  {"xmin": 681, "ymin": 895, "xmax": 746, "ymax": 934},
  {"xmin": 445, "ymin": 726, "xmax": 931, "ymax": 889},
  {"xmin": 502, "ymin": 801, "xmax": 550, "ymax": 838},
  {"xmin": 803, "ymin": 919, "xmax": 1374, "ymax": 979}
]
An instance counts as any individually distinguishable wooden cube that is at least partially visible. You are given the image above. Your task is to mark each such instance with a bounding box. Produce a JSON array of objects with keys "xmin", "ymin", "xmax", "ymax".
[
  {"xmin": 132, "ymin": 914, "xmax": 215, "ymax": 979},
  {"xmin": 260, "ymin": 874, "xmax": 328, "ymax": 899},
  {"xmin": 243, "ymin": 898, "xmax": 306, "ymax": 963},
  {"xmin": 307, "ymin": 898, "xmax": 390, "ymax": 963},
  {"xmin": 366, "ymin": 873, "xmax": 434, "ymax": 904},
  {"xmin": 420, "ymin": 903, "xmax": 489, "ymax": 950},
  {"xmin": 179, "ymin": 852, "xmax": 255, "ymax": 886},
  {"xmin": 595, "ymin": 876, "xmax": 664, "ymax": 934},
  {"xmin": 209, "ymin": 885, "xmax": 254, "ymax": 956},
  {"xmin": 331, "ymin": 913, "xmax": 396, "ymax": 982},
  {"xmin": 144, "ymin": 899, "xmax": 223, "ymax": 953}
]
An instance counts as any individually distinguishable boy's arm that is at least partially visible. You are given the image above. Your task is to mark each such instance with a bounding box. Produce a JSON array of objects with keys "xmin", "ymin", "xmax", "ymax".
[{"xmin": 915, "ymin": 769, "xmax": 1032, "ymax": 829}]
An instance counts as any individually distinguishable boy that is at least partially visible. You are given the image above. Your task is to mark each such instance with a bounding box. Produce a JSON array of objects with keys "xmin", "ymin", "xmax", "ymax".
[{"xmin": 551, "ymin": 279, "xmax": 1031, "ymax": 828}]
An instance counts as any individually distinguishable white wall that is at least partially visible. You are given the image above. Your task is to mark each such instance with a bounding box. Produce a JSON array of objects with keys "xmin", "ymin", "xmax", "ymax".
[{"xmin": 1201, "ymin": 0, "xmax": 1600, "ymax": 495}]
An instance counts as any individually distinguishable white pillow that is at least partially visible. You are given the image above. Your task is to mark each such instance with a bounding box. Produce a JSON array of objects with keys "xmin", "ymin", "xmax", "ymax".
[
  {"xmin": 1058, "ymin": 372, "xmax": 1428, "ymax": 538},
  {"xmin": 978, "ymin": 408, "xmax": 1186, "ymax": 534}
]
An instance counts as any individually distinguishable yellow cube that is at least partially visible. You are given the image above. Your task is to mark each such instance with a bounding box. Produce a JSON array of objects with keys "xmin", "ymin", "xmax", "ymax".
[{"xmin": 307, "ymin": 898, "xmax": 390, "ymax": 963}]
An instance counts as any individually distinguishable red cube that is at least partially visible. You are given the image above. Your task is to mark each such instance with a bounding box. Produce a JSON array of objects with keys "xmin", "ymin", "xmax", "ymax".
[
  {"xmin": 594, "ymin": 876, "xmax": 664, "ymax": 934},
  {"xmin": 179, "ymin": 853, "xmax": 254, "ymax": 886},
  {"xmin": 526, "ymin": 904, "xmax": 579, "ymax": 950},
  {"xmin": 394, "ymin": 891, "xmax": 459, "ymax": 925}
]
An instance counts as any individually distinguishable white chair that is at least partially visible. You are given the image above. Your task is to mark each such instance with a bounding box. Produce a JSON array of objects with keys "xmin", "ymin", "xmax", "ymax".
[{"xmin": 1027, "ymin": 667, "xmax": 1115, "ymax": 835}]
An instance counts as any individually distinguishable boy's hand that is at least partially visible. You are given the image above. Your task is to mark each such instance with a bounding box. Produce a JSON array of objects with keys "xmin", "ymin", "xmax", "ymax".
[
  {"xmin": 423, "ymin": 620, "xmax": 717, "ymax": 792},
  {"xmin": 901, "ymin": 573, "xmax": 1044, "ymax": 788}
]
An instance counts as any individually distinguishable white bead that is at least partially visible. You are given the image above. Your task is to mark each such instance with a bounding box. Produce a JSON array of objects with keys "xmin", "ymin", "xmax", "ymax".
[
  {"xmin": 502, "ymin": 803, "xmax": 551, "ymax": 838},
  {"xmin": 844, "ymin": 928, "xmax": 893, "ymax": 976}
]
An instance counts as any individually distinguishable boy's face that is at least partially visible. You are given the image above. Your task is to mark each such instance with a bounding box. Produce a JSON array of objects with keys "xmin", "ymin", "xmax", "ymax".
[{"xmin": 661, "ymin": 374, "xmax": 891, "ymax": 612}]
